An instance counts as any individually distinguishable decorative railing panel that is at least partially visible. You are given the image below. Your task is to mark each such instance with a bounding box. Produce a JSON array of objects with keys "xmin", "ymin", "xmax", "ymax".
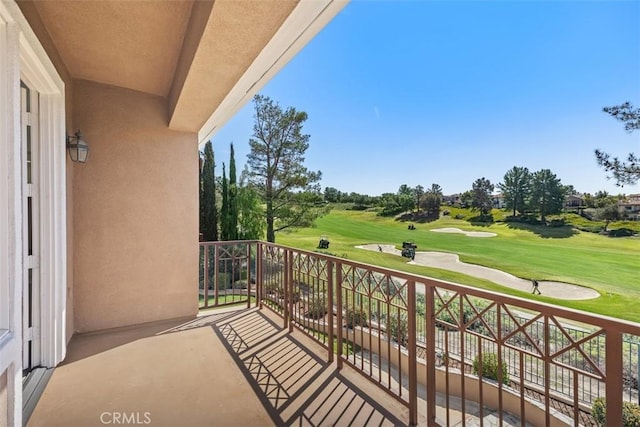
[
  {"xmin": 198, "ymin": 241, "xmax": 256, "ymax": 309},
  {"xmin": 202, "ymin": 241, "xmax": 640, "ymax": 426}
]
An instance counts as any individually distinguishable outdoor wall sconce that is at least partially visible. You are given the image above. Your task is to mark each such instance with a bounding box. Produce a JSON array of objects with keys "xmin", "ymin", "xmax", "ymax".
[{"xmin": 66, "ymin": 130, "xmax": 89, "ymax": 163}]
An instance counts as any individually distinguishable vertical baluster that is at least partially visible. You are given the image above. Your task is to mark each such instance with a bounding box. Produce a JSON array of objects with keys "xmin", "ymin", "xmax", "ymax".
[
  {"xmin": 407, "ymin": 279, "xmax": 417, "ymax": 426},
  {"xmin": 426, "ymin": 284, "xmax": 437, "ymax": 426},
  {"xmin": 336, "ymin": 262, "xmax": 343, "ymax": 369},
  {"xmin": 327, "ymin": 259, "xmax": 334, "ymax": 362},
  {"xmin": 606, "ymin": 329, "xmax": 623, "ymax": 426},
  {"xmin": 214, "ymin": 244, "xmax": 219, "ymax": 306},
  {"xmin": 257, "ymin": 242, "xmax": 262, "ymax": 309},
  {"xmin": 203, "ymin": 244, "xmax": 209, "ymax": 308}
]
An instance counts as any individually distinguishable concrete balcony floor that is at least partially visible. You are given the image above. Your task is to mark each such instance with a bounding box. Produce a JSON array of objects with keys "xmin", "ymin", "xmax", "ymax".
[
  {"xmin": 27, "ymin": 307, "xmax": 409, "ymax": 427},
  {"xmin": 28, "ymin": 306, "xmax": 529, "ymax": 426}
]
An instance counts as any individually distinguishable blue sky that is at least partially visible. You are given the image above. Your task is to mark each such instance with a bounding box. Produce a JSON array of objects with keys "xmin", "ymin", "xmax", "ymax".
[{"xmin": 212, "ymin": 0, "xmax": 640, "ymax": 196}]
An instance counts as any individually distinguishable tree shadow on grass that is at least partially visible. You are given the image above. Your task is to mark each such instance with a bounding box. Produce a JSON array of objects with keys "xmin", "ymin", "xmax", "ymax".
[
  {"xmin": 505, "ymin": 222, "xmax": 578, "ymax": 239},
  {"xmin": 395, "ymin": 212, "xmax": 439, "ymax": 224},
  {"xmin": 467, "ymin": 215, "xmax": 494, "ymax": 227}
]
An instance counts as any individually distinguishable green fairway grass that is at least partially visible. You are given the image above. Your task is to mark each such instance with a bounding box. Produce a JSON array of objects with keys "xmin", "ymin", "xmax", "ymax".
[{"xmin": 277, "ymin": 208, "xmax": 640, "ymax": 322}]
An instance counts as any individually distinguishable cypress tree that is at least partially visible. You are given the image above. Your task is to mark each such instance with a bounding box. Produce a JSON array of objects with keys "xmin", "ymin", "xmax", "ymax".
[
  {"xmin": 228, "ymin": 143, "xmax": 238, "ymax": 240},
  {"xmin": 199, "ymin": 152, "xmax": 204, "ymax": 238},
  {"xmin": 201, "ymin": 141, "xmax": 218, "ymax": 241},
  {"xmin": 221, "ymin": 163, "xmax": 230, "ymax": 240}
]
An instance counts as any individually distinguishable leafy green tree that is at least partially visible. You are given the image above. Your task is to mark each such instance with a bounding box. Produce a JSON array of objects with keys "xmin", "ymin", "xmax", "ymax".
[
  {"xmin": 397, "ymin": 184, "xmax": 415, "ymax": 212},
  {"xmin": 420, "ymin": 192, "xmax": 441, "ymax": 218},
  {"xmin": 397, "ymin": 184, "xmax": 413, "ymax": 196},
  {"xmin": 595, "ymin": 203, "xmax": 623, "ymax": 232},
  {"xmin": 530, "ymin": 169, "xmax": 566, "ymax": 222},
  {"xmin": 200, "ymin": 141, "xmax": 218, "ymax": 241},
  {"xmin": 275, "ymin": 189, "xmax": 330, "ymax": 229},
  {"xmin": 324, "ymin": 187, "xmax": 340, "ymax": 203},
  {"xmin": 237, "ymin": 181, "xmax": 265, "ymax": 240},
  {"xmin": 471, "ymin": 177, "xmax": 494, "ymax": 215},
  {"xmin": 413, "ymin": 185, "xmax": 424, "ymax": 213},
  {"xmin": 429, "ymin": 183, "xmax": 443, "ymax": 196},
  {"xmin": 398, "ymin": 194, "xmax": 414, "ymax": 213},
  {"xmin": 228, "ymin": 143, "xmax": 238, "ymax": 240},
  {"xmin": 498, "ymin": 166, "xmax": 531, "ymax": 217},
  {"xmin": 460, "ymin": 190, "xmax": 473, "ymax": 208},
  {"xmin": 595, "ymin": 102, "xmax": 640, "ymax": 186},
  {"xmin": 379, "ymin": 192, "xmax": 403, "ymax": 217},
  {"xmin": 418, "ymin": 183, "xmax": 442, "ymax": 218},
  {"xmin": 246, "ymin": 95, "xmax": 322, "ymax": 242},
  {"xmin": 593, "ymin": 190, "xmax": 619, "ymax": 208},
  {"xmin": 583, "ymin": 193, "xmax": 594, "ymax": 208}
]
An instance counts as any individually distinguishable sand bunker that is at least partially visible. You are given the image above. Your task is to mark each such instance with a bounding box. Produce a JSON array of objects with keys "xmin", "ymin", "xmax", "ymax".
[
  {"xmin": 431, "ymin": 227, "xmax": 497, "ymax": 237},
  {"xmin": 356, "ymin": 244, "xmax": 600, "ymax": 300}
]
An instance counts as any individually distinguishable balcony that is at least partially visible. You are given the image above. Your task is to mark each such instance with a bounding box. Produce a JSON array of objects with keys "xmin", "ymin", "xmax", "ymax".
[{"xmin": 29, "ymin": 241, "xmax": 640, "ymax": 426}]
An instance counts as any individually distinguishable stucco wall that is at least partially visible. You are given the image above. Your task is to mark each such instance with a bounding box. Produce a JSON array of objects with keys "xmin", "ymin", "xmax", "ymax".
[{"xmin": 72, "ymin": 79, "xmax": 198, "ymax": 332}]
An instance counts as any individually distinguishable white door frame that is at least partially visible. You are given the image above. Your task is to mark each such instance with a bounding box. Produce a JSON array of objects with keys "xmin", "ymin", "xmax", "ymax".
[
  {"xmin": 0, "ymin": 2, "xmax": 66, "ymax": 425},
  {"xmin": 21, "ymin": 80, "xmax": 42, "ymax": 372}
]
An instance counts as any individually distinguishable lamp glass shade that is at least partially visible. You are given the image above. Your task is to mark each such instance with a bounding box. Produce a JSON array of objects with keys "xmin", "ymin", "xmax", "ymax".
[{"xmin": 67, "ymin": 133, "xmax": 89, "ymax": 163}]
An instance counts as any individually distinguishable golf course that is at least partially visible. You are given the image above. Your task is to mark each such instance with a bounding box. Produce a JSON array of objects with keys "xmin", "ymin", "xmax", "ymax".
[{"xmin": 277, "ymin": 208, "xmax": 640, "ymax": 322}]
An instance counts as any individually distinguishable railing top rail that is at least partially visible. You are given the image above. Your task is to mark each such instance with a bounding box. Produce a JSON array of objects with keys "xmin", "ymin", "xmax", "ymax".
[
  {"xmin": 199, "ymin": 240, "xmax": 259, "ymax": 246},
  {"xmin": 258, "ymin": 240, "xmax": 640, "ymax": 336}
]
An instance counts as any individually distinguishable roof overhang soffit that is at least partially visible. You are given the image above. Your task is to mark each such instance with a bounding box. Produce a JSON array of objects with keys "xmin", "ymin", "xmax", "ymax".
[{"xmin": 166, "ymin": 0, "xmax": 348, "ymax": 146}]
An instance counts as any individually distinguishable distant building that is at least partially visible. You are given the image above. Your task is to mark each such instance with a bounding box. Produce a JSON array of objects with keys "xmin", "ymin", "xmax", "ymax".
[
  {"xmin": 492, "ymin": 193, "xmax": 505, "ymax": 209},
  {"xmin": 564, "ymin": 194, "xmax": 584, "ymax": 208},
  {"xmin": 443, "ymin": 193, "xmax": 461, "ymax": 206},
  {"xmin": 619, "ymin": 194, "xmax": 640, "ymax": 220}
]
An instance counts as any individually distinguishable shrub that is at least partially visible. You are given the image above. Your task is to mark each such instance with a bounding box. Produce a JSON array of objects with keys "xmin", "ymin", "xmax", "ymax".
[
  {"xmin": 387, "ymin": 313, "xmax": 409, "ymax": 346},
  {"xmin": 416, "ymin": 293, "xmax": 426, "ymax": 317},
  {"xmin": 305, "ymin": 294, "xmax": 328, "ymax": 319},
  {"xmin": 435, "ymin": 297, "xmax": 486, "ymax": 333},
  {"xmin": 216, "ymin": 272, "xmax": 233, "ymax": 290},
  {"xmin": 469, "ymin": 214, "xmax": 494, "ymax": 223},
  {"xmin": 520, "ymin": 214, "xmax": 541, "ymax": 225},
  {"xmin": 546, "ymin": 218, "xmax": 565, "ymax": 227},
  {"xmin": 473, "ymin": 353, "xmax": 509, "ymax": 384},
  {"xmin": 345, "ymin": 307, "xmax": 368, "ymax": 328},
  {"xmin": 264, "ymin": 282, "xmax": 282, "ymax": 296},
  {"xmin": 610, "ymin": 228, "xmax": 634, "ymax": 237},
  {"xmin": 592, "ymin": 397, "xmax": 640, "ymax": 427},
  {"xmin": 286, "ymin": 290, "xmax": 301, "ymax": 304},
  {"xmin": 382, "ymin": 280, "xmax": 402, "ymax": 297},
  {"xmin": 378, "ymin": 205, "xmax": 404, "ymax": 217},
  {"xmin": 351, "ymin": 204, "xmax": 369, "ymax": 211},
  {"xmin": 575, "ymin": 224, "xmax": 605, "ymax": 234},
  {"xmin": 233, "ymin": 280, "xmax": 248, "ymax": 289},
  {"xmin": 454, "ymin": 214, "xmax": 465, "ymax": 220}
]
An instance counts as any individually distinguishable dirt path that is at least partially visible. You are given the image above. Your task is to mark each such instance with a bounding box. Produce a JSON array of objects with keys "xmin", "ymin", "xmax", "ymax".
[{"xmin": 356, "ymin": 244, "xmax": 600, "ymax": 300}]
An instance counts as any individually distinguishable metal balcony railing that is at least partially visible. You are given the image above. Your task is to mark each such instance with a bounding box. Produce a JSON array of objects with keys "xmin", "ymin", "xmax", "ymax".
[{"xmin": 200, "ymin": 240, "xmax": 640, "ymax": 426}]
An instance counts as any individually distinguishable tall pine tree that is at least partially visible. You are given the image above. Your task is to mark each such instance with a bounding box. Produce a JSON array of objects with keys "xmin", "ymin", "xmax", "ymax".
[
  {"xmin": 246, "ymin": 95, "xmax": 322, "ymax": 242},
  {"xmin": 228, "ymin": 143, "xmax": 238, "ymax": 240},
  {"xmin": 200, "ymin": 141, "xmax": 218, "ymax": 241}
]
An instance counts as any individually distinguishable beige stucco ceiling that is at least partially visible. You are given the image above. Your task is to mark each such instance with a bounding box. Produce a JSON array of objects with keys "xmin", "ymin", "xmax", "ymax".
[
  {"xmin": 168, "ymin": 0, "xmax": 298, "ymax": 132},
  {"xmin": 20, "ymin": 0, "xmax": 348, "ymax": 139},
  {"xmin": 31, "ymin": 0, "xmax": 193, "ymax": 98}
]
